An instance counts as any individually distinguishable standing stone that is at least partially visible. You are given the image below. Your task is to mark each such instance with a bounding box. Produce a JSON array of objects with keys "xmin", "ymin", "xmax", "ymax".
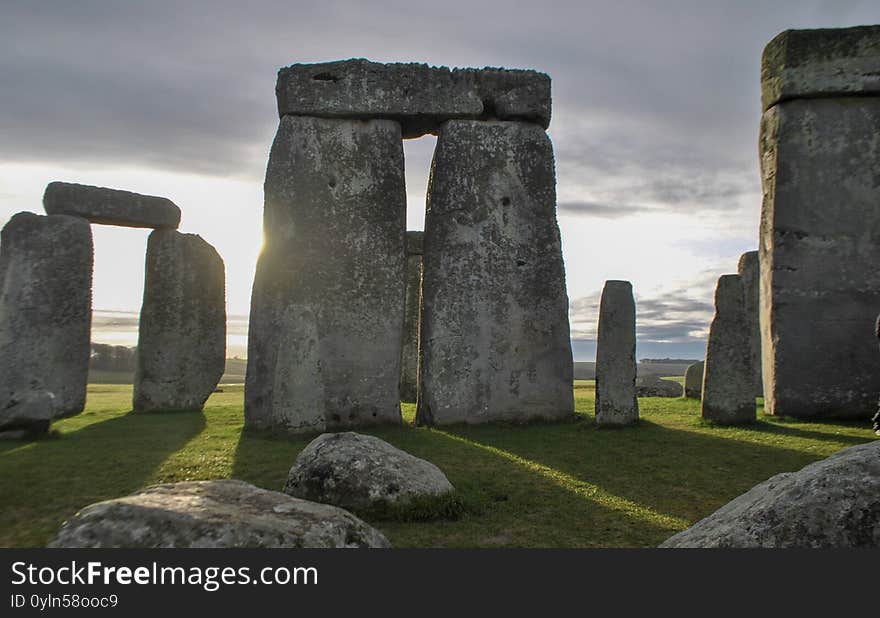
[
  {"xmin": 683, "ymin": 361, "xmax": 704, "ymax": 399},
  {"xmin": 0, "ymin": 213, "xmax": 92, "ymax": 431},
  {"xmin": 760, "ymin": 26, "xmax": 880, "ymax": 419},
  {"xmin": 417, "ymin": 120, "xmax": 573, "ymax": 425},
  {"xmin": 43, "ymin": 182, "xmax": 181, "ymax": 229},
  {"xmin": 399, "ymin": 231, "xmax": 423, "ymax": 403},
  {"xmin": 701, "ymin": 275, "xmax": 755, "ymax": 425},
  {"xmin": 246, "ymin": 115, "xmax": 406, "ymax": 433},
  {"xmin": 134, "ymin": 230, "xmax": 226, "ymax": 412},
  {"xmin": 595, "ymin": 280, "xmax": 638, "ymax": 426},
  {"xmin": 737, "ymin": 251, "xmax": 762, "ymax": 398}
]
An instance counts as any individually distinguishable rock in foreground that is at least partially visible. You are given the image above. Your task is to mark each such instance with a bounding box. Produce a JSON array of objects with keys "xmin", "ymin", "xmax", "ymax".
[
  {"xmin": 49, "ymin": 480, "xmax": 390, "ymax": 548},
  {"xmin": 284, "ymin": 432, "xmax": 454, "ymax": 511},
  {"xmin": 660, "ymin": 441, "xmax": 880, "ymax": 548}
]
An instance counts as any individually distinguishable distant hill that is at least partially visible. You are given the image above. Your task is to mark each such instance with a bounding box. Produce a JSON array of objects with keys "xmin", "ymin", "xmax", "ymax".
[
  {"xmin": 574, "ymin": 360, "xmax": 696, "ymax": 380},
  {"xmin": 88, "ymin": 356, "xmax": 247, "ymax": 385}
]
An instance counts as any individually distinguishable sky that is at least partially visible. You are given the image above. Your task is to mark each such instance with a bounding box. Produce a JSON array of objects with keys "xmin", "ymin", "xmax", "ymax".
[{"xmin": 2, "ymin": 0, "xmax": 879, "ymax": 360}]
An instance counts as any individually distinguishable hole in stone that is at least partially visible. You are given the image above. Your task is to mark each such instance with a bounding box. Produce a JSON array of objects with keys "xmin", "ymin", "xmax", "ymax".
[
  {"xmin": 372, "ymin": 412, "xmax": 377, "ymax": 417},
  {"xmin": 501, "ymin": 197, "xmax": 511, "ymax": 206},
  {"xmin": 516, "ymin": 259, "xmax": 527, "ymax": 267},
  {"xmin": 312, "ymin": 72, "xmax": 339, "ymax": 82},
  {"xmin": 328, "ymin": 177, "xmax": 337, "ymax": 189},
  {"xmin": 89, "ymin": 226, "xmax": 150, "ymax": 381},
  {"xmin": 330, "ymin": 413, "xmax": 341, "ymax": 423},
  {"xmin": 348, "ymin": 412, "xmax": 356, "ymax": 420}
]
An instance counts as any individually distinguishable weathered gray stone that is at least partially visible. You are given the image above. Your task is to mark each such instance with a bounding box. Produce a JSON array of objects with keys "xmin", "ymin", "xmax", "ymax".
[
  {"xmin": 701, "ymin": 274, "xmax": 755, "ymax": 425},
  {"xmin": 683, "ymin": 361, "xmax": 704, "ymax": 398},
  {"xmin": 595, "ymin": 280, "xmax": 638, "ymax": 426},
  {"xmin": 283, "ymin": 432, "xmax": 454, "ymax": 511},
  {"xmin": 760, "ymin": 97, "xmax": 880, "ymax": 419},
  {"xmin": 276, "ymin": 59, "xmax": 551, "ymax": 138},
  {"xmin": 762, "ymin": 26, "xmax": 880, "ymax": 111},
  {"xmin": 49, "ymin": 480, "xmax": 390, "ymax": 548},
  {"xmin": 399, "ymin": 231, "xmax": 423, "ymax": 404},
  {"xmin": 0, "ymin": 212, "xmax": 92, "ymax": 425},
  {"xmin": 246, "ymin": 116, "xmax": 406, "ymax": 433},
  {"xmin": 417, "ymin": 120, "xmax": 573, "ymax": 425},
  {"xmin": 0, "ymin": 389, "xmax": 55, "ymax": 433},
  {"xmin": 43, "ymin": 182, "xmax": 180, "ymax": 229},
  {"xmin": 660, "ymin": 440, "xmax": 880, "ymax": 547},
  {"xmin": 133, "ymin": 230, "xmax": 226, "ymax": 412},
  {"xmin": 635, "ymin": 375, "xmax": 681, "ymax": 398},
  {"xmin": 737, "ymin": 251, "xmax": 762, "ymax": 398}
]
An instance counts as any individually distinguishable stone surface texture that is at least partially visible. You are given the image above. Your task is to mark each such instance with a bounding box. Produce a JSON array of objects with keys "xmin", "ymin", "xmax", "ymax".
[
  {"xmin": 595, "ymin": 280, "xmax": 638, "ymax": 425},
  {"xmin": 283, "ymin": 432, "xmax": 454, "ymax": 510},
  {"xmin": 49, "ymin": 480, "xmax": 390, "ymax": 548},
  {"xmin": 43, "ymin": 182, "xmax": 180, "ymax": 229},
  {"xmin": 399, "ymin": 231, "xmax": 423, "ymax": 403},
  {"xmin": 683, "ymin": 361, "xmax": 705, "ymax": 399},
  {"xmin": 761, "ymin": 26, "xmax": 880, "ymax": 111},
  {"xmin": 660, "ymin": 440, "xmax": 880, "ymax": 548},
  {"xmin": 737, "ymin": 251, "xmax": 763, "ymax": 398},
  {"xmin": 416, "ymin": 120, "xmax": 573, "ymax": 425},
  {"xmin": 701, "ymin": 275, "xmax": 755, "ymax": 425},
  {"xmin": 760, "ymin": 97, "xmax": 880, "ymax": 419},
  {"xmin": 0, "ymin": 213, "xmax": 92, "ymax": 427},
  {"xmin": 246, "ymin": 116, "xmax": 406, "ymax": 433},
  {"xmin": 635, "ymin": 376, "xmax": 681, "ymax": 398},
  {"xmin": 134, "ymin": 230, "xmax": 226, "ymax": 412},
  {"xmin": 276, "ymin": 59, "xmax": 551, "ymax": 137}
]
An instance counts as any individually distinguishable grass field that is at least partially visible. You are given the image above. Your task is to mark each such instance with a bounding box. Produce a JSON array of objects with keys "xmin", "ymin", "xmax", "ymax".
[{"xmin": 0, "ymin": 381, "xmax": 874, "ymax": 547}]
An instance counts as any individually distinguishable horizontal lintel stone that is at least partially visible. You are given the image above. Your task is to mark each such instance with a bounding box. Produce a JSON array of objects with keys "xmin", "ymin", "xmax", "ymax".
[
  {"xmin": 43, "ymin": 182, "xmax": 181, "ymax": 229},
  {"xmin": 276, "ymin": 58, "xmax": 551, "ymax": 137},
  {"xmin": 762, "ymin": 25, "xmax": 880, "ymax": 111}
]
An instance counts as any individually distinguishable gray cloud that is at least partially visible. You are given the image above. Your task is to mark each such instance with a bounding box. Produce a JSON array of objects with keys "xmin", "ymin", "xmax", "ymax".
[{"xmin": 557, "ymin": 201, "xmax": 656, "ymax": 219}]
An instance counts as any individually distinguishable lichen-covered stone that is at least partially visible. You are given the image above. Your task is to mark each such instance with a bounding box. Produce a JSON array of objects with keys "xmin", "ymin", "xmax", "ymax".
[
  {"xmin": 701, "ymin": 275, "xmax": 755, "ymax": 425},
  {"xmin": 761, "ymin": 26, "xmax": 880, "ymax": 111},
  {"xmin": 0, "ymin": 212, "xmax": 92, "ymax": 427},
  {"xmin": 133, "ymin": 230, "xmax": 226, "ymax": 412},
  {"xmin": 595, "ymin": 280, "xmax": 638, "ymax": 425},
  {"xmin": 43, "ymin": 182, "xmax": 180, "ymax": 229},
  {"xmin": 417, "ymin": 120, "xmax": 573, "ymax": 425},
  {"xmin": 276, "ymin": 59, "xmax": 551, "ymax": 137},
  {"xmin": 283, "ymin": 432, "xmax": 454, "ymax": 511},
  {"xmin": 760, "ymin": 97, "xmax": 880, "ymax": 419},
  {"xmin": 660, "ymin": 441, "xmax": 880, "ymax": 548},
  {"xmin": 246, "ymin": 116, "xmax": 406, "ymax": 433},
  {"xmin": 737, "ymin": 251, "xmax": 762, "ymax": 398},
  {"xmin": 49, "ymin": 480, "xmax": 390, "ymax": 548},
  {"xmin": 683, "ymin": 361, "xmax": 704, "ymax": 399},
  {"xmin": 399, "ymin": 231, "xmax": 423, "ymax": 403}
]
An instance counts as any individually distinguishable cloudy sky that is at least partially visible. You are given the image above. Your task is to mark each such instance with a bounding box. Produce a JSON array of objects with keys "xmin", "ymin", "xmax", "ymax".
[{"xmin": 2, "ymin": 0, "xmax": 879, "ymax": 359}]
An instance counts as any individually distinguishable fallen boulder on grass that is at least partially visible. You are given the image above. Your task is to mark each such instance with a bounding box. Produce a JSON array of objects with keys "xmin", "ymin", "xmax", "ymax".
[
  {"xmin": 284, "ymin": 432, "xmax": 454, "ymax": 512},
  {"xmin": 660, "ymin": 441, "xmax": 880, "ymax": 548},
  {"xmin": 49, "ymin": 480, "xmax": 390, "ymax": 548},
  {"xmin": 635, "ymin": 376, "xmax": 681, "ymax": 398}
]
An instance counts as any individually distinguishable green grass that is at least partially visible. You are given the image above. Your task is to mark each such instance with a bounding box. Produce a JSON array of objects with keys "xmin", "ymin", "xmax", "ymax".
[{"xmin": 0, "ymin": 383, "xmax": 874, "ymax": 547}]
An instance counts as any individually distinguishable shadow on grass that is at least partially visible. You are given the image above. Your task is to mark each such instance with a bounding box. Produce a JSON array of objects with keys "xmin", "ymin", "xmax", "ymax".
[
  {"xmin": 230, "ymin": 418, "xmax": 682, "ymax": 547},
  {"xmin": 0, "ymin": 410, "xmax": 206, "ymax": 547},
  {"xmin": 437, "ymin": 417, "xmax": 875, "ymax": 529}
]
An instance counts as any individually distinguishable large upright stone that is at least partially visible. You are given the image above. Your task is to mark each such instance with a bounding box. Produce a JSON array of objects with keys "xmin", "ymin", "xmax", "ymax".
[
  {"xmin": 683, "ymin": 361, "xmax": 704, "ymax": 399},
  {"xmin": 0, "ymin": 213, "xmax": 92, "ymax": 430},
  {"xmin": 246, "ymin": 115, "xmax": 406, "ymax": 433},
  {"xmin": 43, "ymin": 182, "xmax": 181, "ymax": 229},
  {"xmin": 737, "ymin": 251, "xmax": 762, "ymax": 398},
  {"xmin": 134, "ymin": 230, "xmax": 226, "ymax": 412},
  {"xmin": 595, "ymin": 280, "xmax": 638, "ymax": 426},
  {"xmin": 417, "ymin": 120, "xmax": 573, "ymax": 425},
  {"xmin": 399, "ymin": 231, "xmax": 423, "ymax": 403},
  {"xmin": 276, "ymin": 59, "xmax": 551, "ymax": 138},
  {"xmin": 701, "ymin": 275, "xmax": 755, "ymax": 425},
  {"xmin": 760, "ymin": 26, "xmax": 880, "ymax": 419}
]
